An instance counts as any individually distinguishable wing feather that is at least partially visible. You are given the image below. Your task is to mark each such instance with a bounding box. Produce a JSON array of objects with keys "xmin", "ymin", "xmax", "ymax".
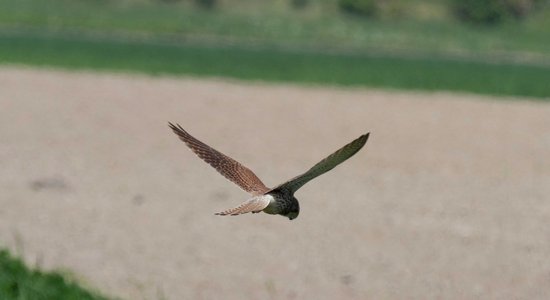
[
  {"xmin": 169, "ymin": 123, "xmax": 270, "ymax": 195},
  {"xmin": 270, "ymin": 133, "xmax": 369, "ymax": 194},
  {"xmin": 215, "ymin": 196, "xmax": 271, "ymax": 216}
]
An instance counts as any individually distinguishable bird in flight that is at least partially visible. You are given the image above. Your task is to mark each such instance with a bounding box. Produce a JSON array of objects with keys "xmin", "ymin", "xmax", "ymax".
[{"xmin": 169, "ymin": 123, "xmax": 369, "ymax": 220}]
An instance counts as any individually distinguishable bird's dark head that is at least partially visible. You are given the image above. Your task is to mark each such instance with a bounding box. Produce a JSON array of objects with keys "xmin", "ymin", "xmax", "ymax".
[{"xmin": 284, "ymin": 197, "xmax": 300, "ymax": 220}]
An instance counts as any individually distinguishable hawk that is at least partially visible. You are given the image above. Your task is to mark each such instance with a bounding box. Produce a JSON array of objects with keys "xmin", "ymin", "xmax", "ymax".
[{"xmin": 169, "ymin": 123, "xmax": 369, "ymax": 220}]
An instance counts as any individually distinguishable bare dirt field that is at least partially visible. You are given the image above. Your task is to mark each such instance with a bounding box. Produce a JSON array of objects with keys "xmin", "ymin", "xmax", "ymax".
[{"xmin": 1, "ymin": 66, "xmax": 549, "ymax": 300}]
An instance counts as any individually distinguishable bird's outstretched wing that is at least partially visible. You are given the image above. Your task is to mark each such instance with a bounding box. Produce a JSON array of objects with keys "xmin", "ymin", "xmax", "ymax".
[
  {"xmin": 169, "ymin": 123, "xmax": 270, "ymax": 195},
  {"xmin": 269, "ymin": 133, "xmax": 369, "ymax": 194},
  {"xmin": 215, "ymin": 196, "xmax": 271, "ymax": 216}
]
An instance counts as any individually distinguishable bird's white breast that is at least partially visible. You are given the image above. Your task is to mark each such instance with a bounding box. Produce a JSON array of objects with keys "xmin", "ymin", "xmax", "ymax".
[{"xmin": 261, "ymin": 194, "xmax": 279, "ymax": 215}]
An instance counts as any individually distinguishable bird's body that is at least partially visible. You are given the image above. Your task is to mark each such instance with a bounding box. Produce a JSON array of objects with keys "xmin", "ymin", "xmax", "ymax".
[
  {"xmin": 263, "ymin": 191, "xmax": 299, "ymax": 217},
  {"xmin": 169, "ymin": 123, "xmax": 369, "ymax": 220}
]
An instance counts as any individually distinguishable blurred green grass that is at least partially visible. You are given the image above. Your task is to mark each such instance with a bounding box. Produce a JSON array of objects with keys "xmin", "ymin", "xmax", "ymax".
[
  {"xmin": 0, "ymin": 250, "xmax": 109, "ymax": 300},
  {"xmin": 0, "ymin": 0, "xmax": 549, "ymax": 97},
  {"xmin": 1, "ymin": 31, "xmax": 549, "ymax": 98},
  {"xmin": 1, "ymin": 0, "xmax": 550, "ymax": 57}
]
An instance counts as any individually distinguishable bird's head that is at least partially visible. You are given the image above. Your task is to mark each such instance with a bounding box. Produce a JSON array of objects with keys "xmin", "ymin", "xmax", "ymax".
[{"xmin": 284, "ymin": 197, "xmax": 300, "ymax": 220}]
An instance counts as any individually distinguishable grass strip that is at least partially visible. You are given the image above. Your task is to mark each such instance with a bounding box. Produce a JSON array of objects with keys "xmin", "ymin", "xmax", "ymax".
[
  {"xmin": 0, "ymin": 249, "xmax": 109, "ymax": 300},
  {"xmin": 1, "ymin": 32, "xmax": 549, "ymax": 98}
]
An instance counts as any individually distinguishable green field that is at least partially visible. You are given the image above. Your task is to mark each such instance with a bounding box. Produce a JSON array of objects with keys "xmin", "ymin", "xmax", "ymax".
[
  {"xmin": 1, "ymin": 31, "xmax": 549, "ymax": 98},
  {"xmin": 1, "ymin": 0, "xmax": 550, "ymax": 98},
  {"xmin": 0, "ymin": 250, "xmax": 109, "ymax": 300},
  {"xmin": 1, "ymin": 0, "xmax": 550, "ymax": 58}
]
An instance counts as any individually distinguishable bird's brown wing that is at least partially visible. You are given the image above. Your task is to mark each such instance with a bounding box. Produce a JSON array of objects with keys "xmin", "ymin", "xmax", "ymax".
[
  {"xmin": 215, "ymin": 196, "xmax": 271, "ymax": 216},
  {"xmin": 169, "ymin": 123, "xmax": 270, "ymax": 195},
  {"xmin": 269, "ymin": 133, "xmax": 369, "ymax": 194}
]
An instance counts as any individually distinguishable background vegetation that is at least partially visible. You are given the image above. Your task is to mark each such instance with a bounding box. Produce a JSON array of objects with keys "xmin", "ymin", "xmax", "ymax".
[
  {"xmin": 1, "ymin": 0, "xmax": 549, "ymax": 55},
  {"xmin": 2, "ymin": 32, "xmax": 549, "ymax": 98},
  {"xmin": 0, "ymin": 250, "xmax": 109, "ymax": 300},
  {"xmin": 1, "ymin": 0, "xmax": 549, "ymax": 97}
]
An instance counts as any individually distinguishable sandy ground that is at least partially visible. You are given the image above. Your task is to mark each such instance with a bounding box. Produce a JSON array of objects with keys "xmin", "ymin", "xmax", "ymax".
[{"xmin": 0, "ymin": 66, "xmax": 549, "ymax": 300}]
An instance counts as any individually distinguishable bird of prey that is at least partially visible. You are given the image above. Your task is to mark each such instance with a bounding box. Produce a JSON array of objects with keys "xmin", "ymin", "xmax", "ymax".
[{"xmin": 169, "ymin": 123, "xmax": 369, "ymax": 220}]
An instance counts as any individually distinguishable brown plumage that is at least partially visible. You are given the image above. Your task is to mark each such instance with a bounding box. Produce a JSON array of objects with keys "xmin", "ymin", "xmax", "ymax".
[
  {"xmin": 169, "ymin": 122, "xmax": 369, "ymax": 220},
  {"xmin": 169, "ymin": 123, "xmax": 269, "ymax": 195}
]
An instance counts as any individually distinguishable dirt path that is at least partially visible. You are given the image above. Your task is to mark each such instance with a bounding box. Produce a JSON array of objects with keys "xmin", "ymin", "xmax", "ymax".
[{"xmin": 1, "ymin": 66, "xmax": 549, "ymax": 299}]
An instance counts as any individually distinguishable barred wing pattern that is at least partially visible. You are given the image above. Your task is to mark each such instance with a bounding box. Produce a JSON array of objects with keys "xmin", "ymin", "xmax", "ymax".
[
  {"xmin": 214, "ymin": 196, "xmax": 271, "ymax": 216},
  {"xmin": 169, "ymin": 123, "xmax": 270, "ymax": 195},
  {"xmin": 270, "ymin": 133, "xmax": 369, "ymax": 194}
]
